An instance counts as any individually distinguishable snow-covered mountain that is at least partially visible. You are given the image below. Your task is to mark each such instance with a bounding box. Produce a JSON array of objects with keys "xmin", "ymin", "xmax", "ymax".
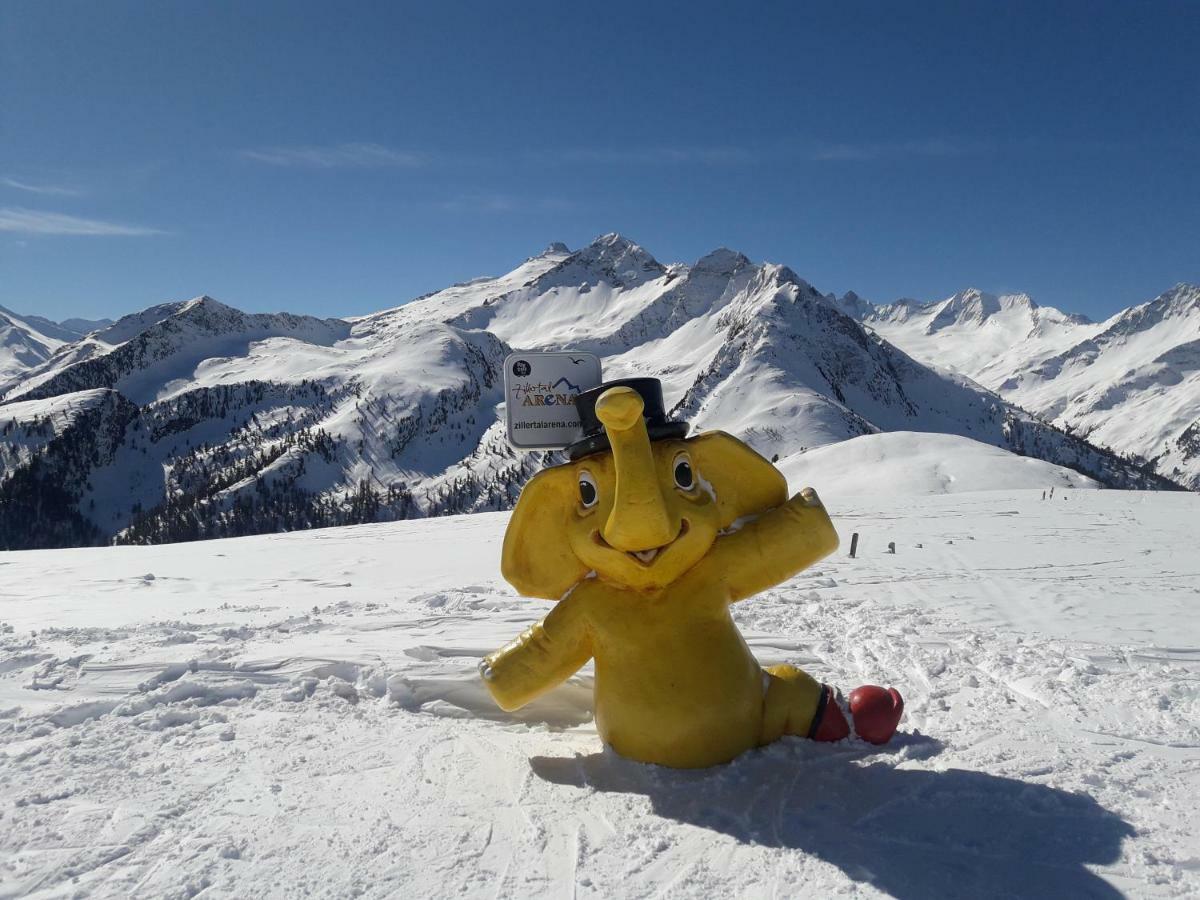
[
  {"xmin": 3, "ymin": 296, "xmax": 350, "ymax": 404},
  {"xmin": 0, "ymin": 304, "xmax": 111, "ymax": 385},
  {"xmin": 850, "ymin": 285, "xmax": 1200, "ymax": 489},
  {"xmin": 0, "ymin": 236, "xmax": 1180, "ymax": 549},
  {"xmin": 855, "ymin": 288, "xmax": 1096, "ymax": 388},
  {"xmin": 0, "ymin": 293, "xmax": 516, "ymax": 549}
]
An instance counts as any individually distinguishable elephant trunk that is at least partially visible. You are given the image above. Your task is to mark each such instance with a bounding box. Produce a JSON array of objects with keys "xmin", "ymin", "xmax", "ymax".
[{"xmin": 594, "ymin": 386, "xmax": 676, "ymax": 552}]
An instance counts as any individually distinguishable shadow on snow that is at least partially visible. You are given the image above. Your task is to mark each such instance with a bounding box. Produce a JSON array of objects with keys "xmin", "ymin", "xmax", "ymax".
[{"xmin": 531, "ymin": 733, "xmax": 1133, "ymax": 899}]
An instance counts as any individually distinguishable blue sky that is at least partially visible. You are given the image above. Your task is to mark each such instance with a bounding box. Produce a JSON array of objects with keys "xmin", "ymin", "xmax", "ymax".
[{"xmin": 1, "ymin": 0, "xmax": 1197, "ymax": 322}]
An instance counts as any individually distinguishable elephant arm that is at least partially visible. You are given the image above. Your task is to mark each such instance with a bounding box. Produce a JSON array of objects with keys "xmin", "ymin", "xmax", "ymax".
[
  {"xmin": 480, "ymin": 588, "xmax": 594, "ymax": 712},
  {"xmin": 707, "ymin": 488, "xmax": 839, "ymax": 602}
]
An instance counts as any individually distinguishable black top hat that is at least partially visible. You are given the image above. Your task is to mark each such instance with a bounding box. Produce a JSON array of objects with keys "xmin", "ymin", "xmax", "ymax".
[{"xmin": 567, "ymin": 377, "xmax": 689, "ymax": 460}]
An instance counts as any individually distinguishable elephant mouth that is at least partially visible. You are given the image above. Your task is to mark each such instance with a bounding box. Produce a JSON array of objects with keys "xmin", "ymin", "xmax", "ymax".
[{"xmin": 594, "ymin": 519, "xmax": 690, "ymax": 567}]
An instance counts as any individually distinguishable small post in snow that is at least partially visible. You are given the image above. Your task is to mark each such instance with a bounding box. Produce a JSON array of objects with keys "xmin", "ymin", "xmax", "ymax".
[{"xmin": 849, "ymin": 533, "xmax": 859, "ymax": 558}]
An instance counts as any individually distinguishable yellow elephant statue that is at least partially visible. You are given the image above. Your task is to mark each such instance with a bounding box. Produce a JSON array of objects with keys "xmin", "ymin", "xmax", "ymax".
[{"xmin": 482, "ymin": 379, "xmax": 902, "ymax": 768}]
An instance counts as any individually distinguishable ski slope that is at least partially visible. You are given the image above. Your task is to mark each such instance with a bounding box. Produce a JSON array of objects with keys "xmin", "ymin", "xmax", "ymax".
[{"xmin": 2, "ymin": 485, "xmax": 1198, "ymax": 897}]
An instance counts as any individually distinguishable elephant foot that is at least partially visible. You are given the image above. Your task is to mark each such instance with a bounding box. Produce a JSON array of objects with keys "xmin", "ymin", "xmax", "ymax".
[{"xmin": 809, "ymin": 684, "xmax": 904, "ymax": 744}]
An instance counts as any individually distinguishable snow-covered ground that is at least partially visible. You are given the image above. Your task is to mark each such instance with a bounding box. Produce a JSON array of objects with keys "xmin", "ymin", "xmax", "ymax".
[{"xmin": 2, "ymin": 486, "xmax": 1199, "ymax": 898}]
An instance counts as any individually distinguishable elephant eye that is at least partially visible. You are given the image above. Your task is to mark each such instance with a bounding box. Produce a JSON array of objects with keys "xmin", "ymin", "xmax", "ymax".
[
  {"xmin": 578, "ymin": 471, "xmax": 598, "ymax": 508},
  {"xmin": 673, "ymin": 453, "xmax": 695, "ymax": 490}
]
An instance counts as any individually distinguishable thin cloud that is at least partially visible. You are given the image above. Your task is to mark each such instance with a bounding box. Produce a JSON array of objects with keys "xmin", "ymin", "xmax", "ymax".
[
  {"xmin": 531, "ymin": 138, "xmax": 999, "ymax": 167},
  {"xmin": 437, "ymin": 193, "xmax": 571, "ymax": 214},
  {"xmin": 809, "ymin": 138, "xmax": 994, "ymax": 161},
  {"xmin": 542, "ymin": 145, "xmax": 757, "ymax": 166},
  {"xmin": 438, "ymin": 193, "xmax": 517, "ymax": 213},
  {"xmin": 0, "ymin": 207, "xmax": 165, "ymax": 236},
  {"xmin": 2, "ymin": 176, "xmax": 83, "ymax": 197},
  {"xmin": 239, "ymin": 137, "xmax": 1000, "ymax": 173},
  {"xmin": 241, "ymin": 142, "xmax": 424, "ymax": 169}
]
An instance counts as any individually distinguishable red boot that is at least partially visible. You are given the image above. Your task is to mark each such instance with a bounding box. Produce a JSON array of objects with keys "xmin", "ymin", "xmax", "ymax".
[
  {"xmin": 808, "ymin": 685, "xmax": 850, "ymax": 742},
  {"xmin": 848, "ymin": 685, "xmax": 904, "ymax": 744}
]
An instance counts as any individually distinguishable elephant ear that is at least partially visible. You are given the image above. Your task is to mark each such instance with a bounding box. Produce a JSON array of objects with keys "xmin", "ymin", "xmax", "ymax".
[
  {"xmin": 501, "ymin": 465, "xmax": 590, "ymax": 600},
  {"xmin": 687, "ymin": 431, "xmax": 788, "ymax": 529}
]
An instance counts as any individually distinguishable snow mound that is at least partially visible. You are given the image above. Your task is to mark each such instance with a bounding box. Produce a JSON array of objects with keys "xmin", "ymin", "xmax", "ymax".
[{"xmin": 778, "ymin": 431, "xmax": 1099, "ymax": 504}]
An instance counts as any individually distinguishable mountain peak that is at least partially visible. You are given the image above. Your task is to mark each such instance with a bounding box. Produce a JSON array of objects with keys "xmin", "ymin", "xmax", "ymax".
[
  {"xmin": 998, "ymin": 292, "xmax": 1037, "ymax": 310},
  {"xmin": 926, "ymin": 288, "xmax": 1002, "ymax": 332},
  {"xmin": 581, "ymin": 232, "xmax": 655, "ymax": 260},
  {"xmin": 177, "ymin": 295, "xmax": 241, "ymax": 320},
  {"xmin": 828, "ymin": 290, "xmax": 877, "ymax": 321},
  {"xmin": 183, "ymin": 294, "xmax": 221, "ymax": 309},
  {"xmin": 949, "ymin": 287, "xmax": 1000, "ymax": 306},
  {"xmin": 558, "ymin": 233, "xmax": 664, "ymax": 287},
  {"xmin": 541, "ymin": 241, "xmax": 570, "ymax": 256},
  {"xmin": 1109, "ymin": 282, "xmax": 1200, "ymax": 336},
  {"xmin": 590, "ymin": 231, "xmax": 635, "ymax": 248},
  {"xmin": 0, "ymin": 305, "xmax": 96, "ymax": 344},
  {"xmin": 57, "ymin": 316, "xmax": 113, "ymax": 336},
  {"xmin": 693, "ymin": 247, "xmax": 750, "ymax": 275},
  {"xmin": 1160, "ymin": 282, "xmax": 1200, "ymax": 313},
  {"xmin": 767, "ymin": 263, "xmax": 805, "ymax": 288}
]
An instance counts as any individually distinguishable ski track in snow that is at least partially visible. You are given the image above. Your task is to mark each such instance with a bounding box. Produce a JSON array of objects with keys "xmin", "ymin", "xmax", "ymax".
[{"xmin": 1, "ymin": 492, "xmax": 1199, "ymax": 898}]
